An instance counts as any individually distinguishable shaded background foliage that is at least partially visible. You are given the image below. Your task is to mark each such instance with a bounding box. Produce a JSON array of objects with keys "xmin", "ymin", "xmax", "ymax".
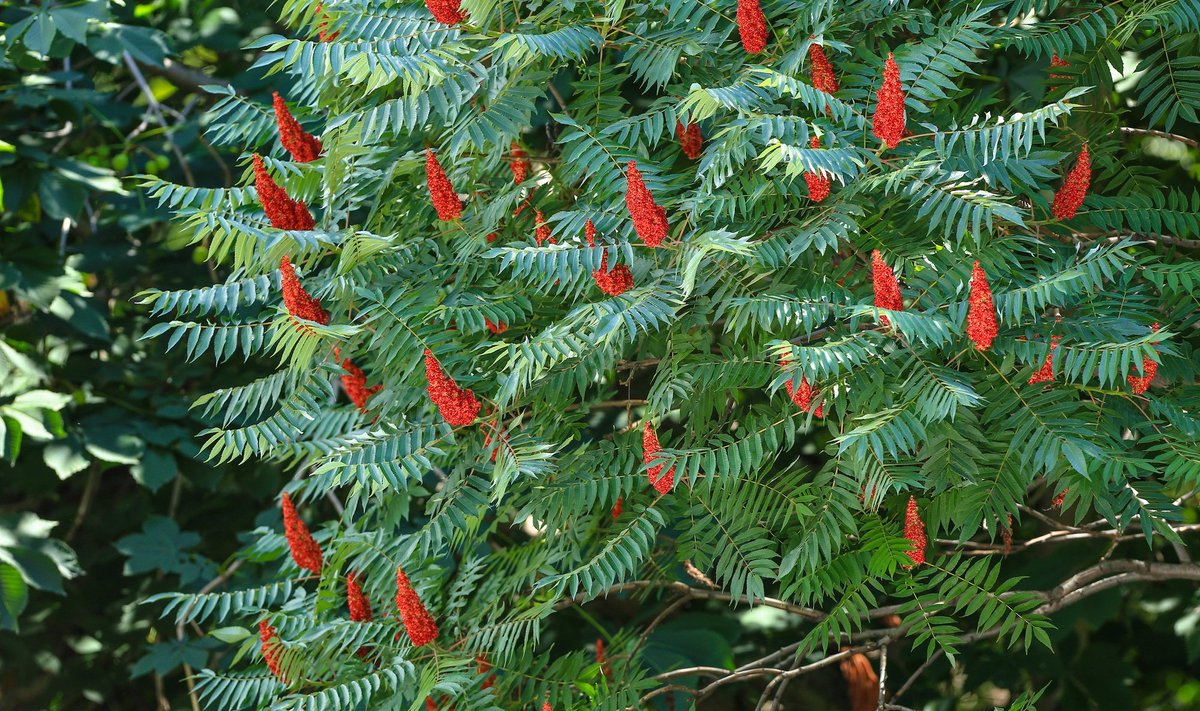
[{"xmin": 0, "ymin": 1, "xmax": 1199, "ymax": 711}]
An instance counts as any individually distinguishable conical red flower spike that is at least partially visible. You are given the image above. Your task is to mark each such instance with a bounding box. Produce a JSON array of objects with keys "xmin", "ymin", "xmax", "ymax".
[
  {"xmin": 871, "ymin": 250, "xmax": 903, "ymax": 324},
  {"xmin": 280, "ymin": 256, "xmax": 330, "ymax": 325},
  {"xmin": 425, "ymin": 149, "xmax": 463, "ymax": 221},
  {"xmin": 281, "ymin": 492, "xmax": 323, "ymax": 574},
  {"xmin": 272, "ymin": 93, "xmax": 322, "ymax": 163},
  {"xmin": 1049, "ymin": 53, "xmax": 1070, "ymax": 79},
  {"xmin": 1051, "ymin": 146, "xmax": 1090, "ymax": 220},
  {"xmin": 510, "ymin": 142, "xmax": 529, "ymax": 184},
  {"xmin": 809, "ymin": 42, "xmax": 840, "ymax": 96},
  {"xmin": 642, "ymin": 422, "xmax": 675, "ymax": 494},
  {"xmin": 585, "ymin": 219, "xmax": 597, "ymax": 247},
  {"xmin": 804, "ymin": 135, "xmax": 830, "ymax": 203},
  {"xmin": 736, "ymin": 0, "xmax": 768, "ymax": 54},
  {"xmin": 781, "ymin": 355, "xmax": 823, "ymax": 417},
  {"xmin": 1128, "ymin": 323, "xmax": 1160, "ymax": 394},
  {"xmin": 587, "ymin": 219, "xmax": 634, "ymax": 296},
  {"xmin": 903, "ymin": 495, "xmax": 926, "ymax": 567},
  {"xmin": 341, "ymin": 358, "xmax": 382, "ymax": 412},
  {"xmin": 254, "ymin": 155, "xmax": 315, "ymax": 230},
  {"xmin": 872, "ymin": 53, "xmax": 906, "ymax": 149},
  {"xmin": 625, "ymin": 161, "xmax": 668, "ymax": 247},
  {"xmin": 1027, "ymin": 336, "xmax": 1061, "ymax": 384},
  {"xmin": 347, "ymin": 573, "xmax": 373, "ymax": 622},
  {"xmin": 611, "ymin": 497, "xmax": 623, "ymax": 518},
  {"xmin": 425, "ymin": 0, "xmax": 465, "ymax": 25},
  {"xmin": 676, "ymin": 121, "xmax": 702, "ymax": 160},
  {"xmin": 966, "ymin": 261, "xmax": 998, "ymax": 351},
  {"xmin": 395, "ymin": 568, "xmax": 439, "ymax": 646},
  {"xmin": 423, "ymin": 349, "xmax": 481, "ymax": 426},
  {"xmin": 535, "ymin": 210, "xmax": 555, "ymax": 245},
  {"xmin": 259, "ymin": 620, "xmax": 287, "ymax": 682}
]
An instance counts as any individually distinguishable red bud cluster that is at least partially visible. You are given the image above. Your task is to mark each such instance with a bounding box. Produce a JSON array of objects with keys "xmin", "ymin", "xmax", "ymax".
[
  {"xmin": 395, "ymin": 568, "xmax": 438, "ymax": 646},
  {"xmin": 1051, "ymin": 147, "xmax": 1090, "ymax": 220},
  {"xmin": 281, "ymin": 492, "xmax": 323, "ymax": 574},
  {"xmin": 872, "ymin": 53, "xmax": 906, "ymax": 149},
  {"xmin": 254, "ymin": 155, "xmax": 315, "ymax": 230},
  {"xmin": 625, "ymin": 162, "xmax": 668, "ymax": 247},
  {"xmin": 272, "ymin": 93, "xmax": 322, "ymax": 163},
  {"xmin": 966, "ymin": 261, "xmax": 998, "ymax": 351},
  {"xmin": 425, "ymin": 149, "xmax": 463, "ymax": 221},
  {"xmin": 903, "ymin": 495, "xmax": 926, "ymax": 567},
  {"xmin": 423, "ymin": 349, "xmax": 481, "ymax": 426},
  {"xmin": 737, "ymin": 0, "xmax": 768, "ymax": 54},
  {"xmin": 642, "ymin": 423, "xmax": 675, "ymax": 494}
]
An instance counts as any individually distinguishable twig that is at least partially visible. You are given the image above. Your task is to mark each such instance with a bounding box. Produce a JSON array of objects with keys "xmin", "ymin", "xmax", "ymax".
[
  {"xmin": 889, "ymin": 649, "xmax": 942, "ymax": 704},
  {"xmin": 122, "ymin": 51, "xmax": 196, "ymax": 186},
  {"xmin": 1120, "ymin": 126, "xmax": 1200, "ymax": 149},
  {"xmin": 876, "ymin": 642, "xmax": 888, "ymax": 710}
]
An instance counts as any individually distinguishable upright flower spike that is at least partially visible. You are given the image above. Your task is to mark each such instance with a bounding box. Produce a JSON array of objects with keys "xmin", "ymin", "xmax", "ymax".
[
  {"xmin": 676, "ymin": 121, "xmax": 702, "ymax": 160},
  {"xmin": 395, "ymin": 568, "xmax": 439, "ymax": 646},
  {"xmin": 736, "ymin": 0, "xmax": 768, "ymax": 54},
  {"xmin": 534, "ymin": 209, "xmax": 554, "ymax": 245},
  {"xmin": 341, "ymin": 358, "xmax": 382, "ymax": 413},
  {"xmin": 281, "ymin": 492, "xmax": 323, "ymax": 574},
  {"xmin": 625, "ymin": 161, "xmax": 669, "ymax": 247},
  {"xmin": 611, "ymin": 497, "xmax": 623, "ymax": 518},
  {"xmin": 509, "ymin": 142, "xmax": 529, "ymax": 184},
  {"xmin": 423, "ymin": 349, "xmax": 481, "ymax": 426},
  {"xmin": 259, "ymin": 620, "xmax": 287, "ymax": 683},
  {"xmin": 425, "ymin": 149, "xmax": 463, "ymax": 221},
  {"xmin": 587, "ymin": 219, "xmax": 635, "ymax": 297},
  {"xmin": 1051, "ymin": 146, "xmax": 1091, "ymax": 220},
  {"xmin": 1128, "ymin": 323, "xmax": 1161, "ymax": 394},
  {"xmin": 903, "ymin": 495, "xmax": 926, "ymax": 567},
  {"xmin": 966, "ymin": 261, "xmax": 998, "ymax": 351},
  {"xmin": 872, "ymin": 53, "xmax": 906, "ymax": 149},
  {"xmin": 871, "ymin": 250, "xmax": 903, "ymax": 324},
  {"xmin": 642, "ymin": 422, "xmax": 675, "ymax": 494},
  {"xmin": 803, "ymin": 135, "xmax": 831, "ymax": 203},
  {"xmin": 347, "ymin": 573, "xmax": 373, "ymax": 622},
  {"xmin": 280, "ymin": 256, "xmax": 330, "ymax": 325},
  {"xmin": 253, "ymin": 154, "xmax": 315, "ymax": 230},
  {"xmin": 808, "ymin": 42, "xmax": 840, "ymax": 96},
  {"xmin": 425, "ymin": 0, "xmax": 465, "ymax": 25},
  {"xmin": 272, "ymin": 93, "xmax": 322, "ymax": 163},
  {"xmin": 1027, "ymin": 336, "xmax": 1061, "ymax": 384}
]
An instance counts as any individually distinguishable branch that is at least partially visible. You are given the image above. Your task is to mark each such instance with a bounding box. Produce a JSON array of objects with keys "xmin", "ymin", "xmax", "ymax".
[{"xmin": 1120, "ymin": 126, "xmax": 1200, "ymax": 150}]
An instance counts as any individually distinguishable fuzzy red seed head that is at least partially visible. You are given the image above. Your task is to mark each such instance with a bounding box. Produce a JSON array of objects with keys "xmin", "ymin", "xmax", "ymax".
[
  {"xmin": 395, "ymin": 568, "xmax": 439, "ymax": 646},
  {"xmin": 423, "ymin": 349, "xmax": 481, "ymax": 426},
  {"xmin": 1027, "ymin": 335, "xmax": 1061, "ymax": 384},
  {"xmin": 1051, "ymin": 147, "xmax": 1090, "ymax": 220},
  {"xmin": 592, "ymin": 246, "xmax": 635, "ymax": 297},
  {"xmin": 484, "ymin": 317, "xmax": 508, "ymax": 335},
  {"xmin": 341, "ymin": 358, "xmax": 382, "ymax": 413},
  {"xmin": 804, "ymin": 135, "xmax": 831, "ymax": 203},
  {"xmin": 425, "ymin": 149, "xmax": 463, "ymax": 221},
  {"xmin": 254, "ymin": 154, "xmax": 315, "ymax": 231},
  {"xmin": 486, "ymin": 232, "xmax": 498, "ymax": 243},
  {"xmin": 259, "ymin": 620, "xmax": 287, "ymax": 682},
  {"xmin": 272, "ymin": 93, "xmax": 322, "ymax": 163},
  {"xmin": 510, "ymin": 142, "xmax": 529, "ymax": 184},
  {"xmin": 736, "ymin": 0, "xmax": 768, "ymax": 54},
  {"xmin": 347, "ymin": 572, "xmax": 373, "ymax": 622},
  {"xmin": 903, "ymin": 495, "xmax": 926, "ymax": 567},
  {"xmin": 625, "ymin": 161, "xmax": 669, "ymax": 247},
  {"xmin": 642, "ymin": 422, "xmax": 675, "ymax": 494},
  {"xmin": 966, "ymin": 261, "xmax": 998, "ymax": 351},
  {"xmin": 785, "ymin": 374, "xmax": 823, "ymax": 418},
  {"xmin": 535, "ymin": 209, "xmax": 554, "ymax": 246},
  {"xmin": 279, "ymin": 256, "xmax": 331, "ymax": 326},
  {"xmin": 585, "ymin": 219, "xmax": 597, "ymax": 247},
  {"xmin": 1128, "ymin": 357, "xmax": 1158, "ymax": 394},
  {"xmin": 281, "ymin": 491, "xmax": 323, "ymax": 574},
  {"xmin": 808, "ymin": 43, "xmax": 840, "ymax": 96},
  {"xmin": 676, "ymin": 121, "xmax": 703, "ymax": 160},
  {"xmin": 424, "ymin": 0, "xmax": 465, "ymax": 25},
  {"xmin": 611, "ymin": 497, "xmax": 623, "ymax": 519},
  {"xmin": 871, "ymin": 250, "xmax": 903, "ymax": 322},
  {"xmin": 872, "ymin": 53, "xmax": 906, "ymax": 149},
  {"xmin": 1049, "ymin": 52, "xmax": 1070, "ymax": 78}
]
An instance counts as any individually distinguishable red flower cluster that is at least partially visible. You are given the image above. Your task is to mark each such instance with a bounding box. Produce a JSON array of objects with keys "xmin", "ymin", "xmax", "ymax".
[
  {"xmin": 254, "ymin": 154, "xmax": 315, "ymax": 230},
  {"xmin": 611, "ymin": 497, "xmax": 623, "ymax": 518},
  {"xmin": 425, "ymin": 149, "xmax": 463, "ymax": 221},
  {"xmin": 543, "ymin": 703, "xmax": 553, "ymax": 711},
  {"xmin": 966, "ymin": 261, "xmax": 998, "ymax": 351},
  {"xmin": 259, "ymin": 620, "xmax": 287, "ymax": 682},
  {"xmin": 1027, "ymin": 336, "xmax": 1061, "ymax": 384},
  {"xmin": 477, "ymin": 653, "xmax": 495, "ymax": 689},
  {"xmin": 280, "ymin": 256, "xmax": 330, "ymax": 325},
  {"xmin": 1049, "ymin": 53, "xmax": 1070, "ymax": 79},
  {"xmin": 676, "ymin": 121, "xmax": 702, "ymax": 160},
  {"xmin": 282, "ymin": 492, "xmax": 324, "ymax": 574},
  {"xmin": 425, "ymin": 0, "xmax": 465, "ymax": 25},
  {"xmin": 736, "ymin": 0, "xmax": 768, "ymax": 54},
  {"xmin": 872, "ymin": 53, "xmax": 906, "ymax": 149},
  {"xmin": 780, "ymin": 354, "xmax": 823, "ymax": 417},
  {"xmin": 485, "ymin": 318, "xmax": 507, "ymax": 334},
  {"xmin": 395, "ymin": 568, "xmax": 439, "ymax": 646},
  {"xmin": 426, "ymin": 699, "xmax": 438, "ymax": 711},
  {"xmin": 1051, "ymin": 146, "xmax": 1090, "ymax": 220},
  {"xmin": 587, "ymin": 219, "xmax": 635, "ymax": 297},
  {"xmin": 341, "ymin": 358, "xmax": 382, "ymax": 412},
  {"xmin": 871, "ymin": 250, "xmax": 903, "ymax": 323},
  {"xmin": 315, "ymin": 3, "xmax": 339, "ymax": 41},
  {"xmin": 424, "ymin": 349, "xmax": 481, "ymax": 426},
  {"xmin": 642, "ymin": 422, "xmax": 675, "ymax": 494},
  {"xmin": 272, "ymin": 93, "xmax": 322, "ymax": 163},
  {"xmin": 804, "ymin": 135, "xmax": 830, "ymax": 203},
  {"xmin": 808, "ymin": 42, "xmax": 840, "ymax": 96},
  {"xmin": 534, "ymin": 210, "xmax": 554, "ymax": 246},
  {"xmin": 486, "ymin": 232, "xmax": 499, "ymax": 243},
  {"xmin": 903, "ymin": 495, "xmax": 926, "ymax": 567},
  {"xmin": 1128, "ymin": 323, "xmax": 1160, "ymax": 394},
  {"xmin": 510, "ymin": 142, "xmax": 529, "ymax": 184},
  {"xmin": 1052, "ymin": 488, "xmax": 1067, "ymax": 508},
  {"xmin": 347, "ymin": 573, "xmax": 373, "ymax": 622},
  {"xmin": 625, "ymin": 161, "xmax": 668, "ymax": 247}
]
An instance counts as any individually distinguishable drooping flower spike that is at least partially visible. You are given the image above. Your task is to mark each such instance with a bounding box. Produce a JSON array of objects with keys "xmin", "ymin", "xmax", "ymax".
[
  {"xmin": 1051, "ymin": 146, "xmax": 1090, "ymax": 220},
  {"xmin": 903, "ymin": 495, "xmax": 926, "ymax": 567},
  {"xmin": 736, "ymin": 0, "xmax": 768, "ymax": 54},
  {"xmin": 280, "ymin": 256, "xmax": 330, "ymax": 325},
  {"xmin": 625, "ymin": 161, "xmax": 669, "ymax": 247},
  {"xmin": 423, "ymin": 349, "xmax": 481, "ymax": 426},
  {"xmin": 254, "ymin": 155, "xmax": 315, "ymax": 231},
  {"xmin": 281, "ymin": 491, "xmax": 323, "ymax": 574},
  {"xmin": 872, "ymin": 53, "xmax": 906, "ymax": 149},
  {"xmin": 1027, "ymin": 335, "xmax": 1061, "ymax": 384},
  {"xmin": 395, "ymin": 568, "xmax": 439, "ymax": 646},
  {"xmin": 347, "ymin": 573, "xmax": 373, "ymax": 622},
  {"xmin": 425, "ymin": 149, "xmax": 463, "ymax": 221},
  {"xmin": 966, "ymin": 261, "xmax": 998, "ymax": 351},
  {"xmin": 341, "ymin": 358, "xmax": 382, "ymax": 412},
  {"xmin": 803, "ymin": 135, "xmax": 831, "ymax": 203},
  {"xmin": 676, "ymin": 121, "xmax": 702, "ymax": 160},
  {"xmin": 425, "ymin": 0, "xmax": 465, "ymax": 25},
  {"xmin": 272, "ymin": 93, "xmax": 322, "ymax": 163},
  {"xmin": 642, "ymin": 422, "xmax": 675, "ymax": 494},
  {"xmin": 871, "ymin": 250, "xmax": 903, "ymax": 324}
]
